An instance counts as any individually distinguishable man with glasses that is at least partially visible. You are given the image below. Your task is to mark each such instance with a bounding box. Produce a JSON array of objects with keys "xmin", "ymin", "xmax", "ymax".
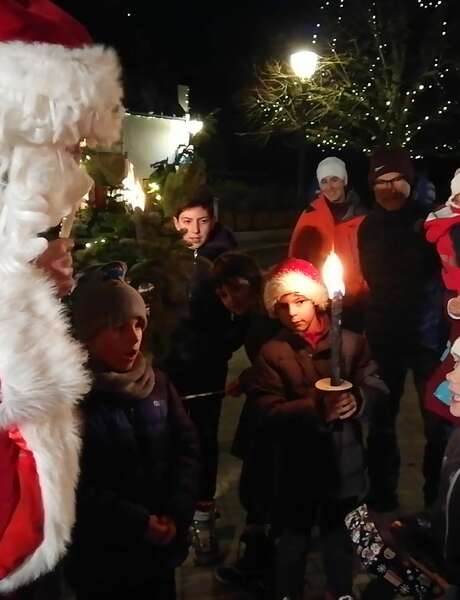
[{"xmin": 358, "ymin": 148, "xmax": 446, "ymax": 512}]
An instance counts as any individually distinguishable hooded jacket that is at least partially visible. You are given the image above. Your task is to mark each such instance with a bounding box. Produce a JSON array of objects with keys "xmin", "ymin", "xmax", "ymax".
[{"xmin": 289, "ymin": 192, "xmax": 368, "ymax": 304}]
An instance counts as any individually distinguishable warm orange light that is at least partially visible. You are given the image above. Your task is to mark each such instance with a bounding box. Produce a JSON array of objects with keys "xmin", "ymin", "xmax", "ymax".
[
  {"xmin": 322, "ymin": 251, "xmax": 345, "ymax": 298},
  {"xmin": 122, "ymin": 161, "xmax": 146, "ymax": 210}
]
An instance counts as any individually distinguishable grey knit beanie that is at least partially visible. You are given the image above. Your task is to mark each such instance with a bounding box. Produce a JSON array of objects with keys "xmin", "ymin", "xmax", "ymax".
[{"xmin": 71, "ymin": 261, "xmax": 147, "ymax": 342}]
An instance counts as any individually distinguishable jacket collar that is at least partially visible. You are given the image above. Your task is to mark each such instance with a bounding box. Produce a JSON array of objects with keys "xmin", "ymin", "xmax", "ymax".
[{"xmin": 305, "ymin": 191, "xmax": 367, "ymax": 222}]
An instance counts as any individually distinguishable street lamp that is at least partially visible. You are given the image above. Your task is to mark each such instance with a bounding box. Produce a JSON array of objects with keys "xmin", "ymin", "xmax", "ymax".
[
  {"xmin": 187, "ymin": 119, "xmax": 204, "ymax": 136},
  {"xmin": 289, "ymin": 49, "xmax": 319, "ymax": 204},
  {"xmin": 289, "ymin": 50, "xmax": 319, "ymax": 80},
  {"xmin": 185, "ymin": 113, "xmax": 204, "ymax": 137}
]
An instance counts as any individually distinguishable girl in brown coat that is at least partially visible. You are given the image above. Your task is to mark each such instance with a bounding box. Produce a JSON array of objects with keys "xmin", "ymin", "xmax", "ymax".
[{"xmin": 247, "ymin": 258, "xmax": 387, "ymax": 600}]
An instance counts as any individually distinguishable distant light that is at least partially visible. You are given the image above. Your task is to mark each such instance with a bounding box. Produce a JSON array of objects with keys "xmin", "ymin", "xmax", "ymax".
[
  {"xmin": 290, "ymin": 50, "xmax": 319, "ymax": 79},
  {"xmin": 187, "ymin": 119, "xmax": 204, "ymax": 136}
]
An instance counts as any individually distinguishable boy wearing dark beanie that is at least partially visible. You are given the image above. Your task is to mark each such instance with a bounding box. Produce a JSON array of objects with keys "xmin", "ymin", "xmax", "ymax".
[
  {"xmin": 358, "ymin": 148, "xmax": 446, "ymax": 512},
  {"xmin": 66, "ymin": 262, "xmax": 199, "ymax": 600}
]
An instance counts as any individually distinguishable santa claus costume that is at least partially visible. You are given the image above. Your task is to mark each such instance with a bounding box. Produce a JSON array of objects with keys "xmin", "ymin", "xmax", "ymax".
[{"xmin": 0, "ymin": 0, "xmax": 123, "ymax": 592}]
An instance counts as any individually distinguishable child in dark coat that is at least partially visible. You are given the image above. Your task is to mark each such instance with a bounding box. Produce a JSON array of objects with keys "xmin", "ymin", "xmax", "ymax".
[
  {"xmin": 211, "ymin": 252, "xmax": 280, "ymax": 587},
  {"xmin": 66, "ymin": 262, "xmax": 200, "ymax": 600},
  {"xmin": 247, "ymin": 258, "xmax": 387, "ymax": 600}
]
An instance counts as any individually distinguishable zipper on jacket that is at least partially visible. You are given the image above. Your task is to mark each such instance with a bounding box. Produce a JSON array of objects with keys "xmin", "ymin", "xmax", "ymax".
[{"xmin": 188, "ymin": 249, "xmax": 199, "ymax": 301}]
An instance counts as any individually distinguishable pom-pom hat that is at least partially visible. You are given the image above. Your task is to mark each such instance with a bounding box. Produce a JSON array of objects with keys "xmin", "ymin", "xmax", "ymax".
[{"xmin": 264, "ymin": 258, "xmax": 329, "ymax": 316}]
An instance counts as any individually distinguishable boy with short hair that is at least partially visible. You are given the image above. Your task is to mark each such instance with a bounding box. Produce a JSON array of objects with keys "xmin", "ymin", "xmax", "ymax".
[
  {"xmin": 247, "ymin": 257, "xmax": 387, "ymax": 600},
  {"xmin": 173, "ymin": 190, "xmax": 237, "ymax": 260},
  {"xmin": 66, "ymin": 262, "xmax": 199, "ymax": 600},
  {"xmin": 167, "ymin": 191, "xmax": 240, "ymax": 565}
]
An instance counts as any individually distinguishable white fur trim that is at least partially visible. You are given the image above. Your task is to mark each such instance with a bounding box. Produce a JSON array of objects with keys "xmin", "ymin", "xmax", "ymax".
[
  {"xmin": 0, "ymin": 41, "xmax": 123, "ymax": 148},
  {"xmin": 0, "ymin": 266, "xmax": 90, "ymax": 592},
  {"xmin": 0, "ymin": 146, "xmax": 93, "ymax": 265},
  {"xmin": 426, "ymin": 205, "xmax": 457, "ymax": 222},
  {"xmin": 449, "ymin": 169, "xmax": 460, "ymax": 202},
  {"xmin": 264, "ymin": 270, "xmax": 329, "ymax": 316}
]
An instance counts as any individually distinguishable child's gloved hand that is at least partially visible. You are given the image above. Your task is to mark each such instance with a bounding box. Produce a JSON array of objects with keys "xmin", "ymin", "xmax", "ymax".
[
  {"xmin": 323, "ymin": 391, "xmax": 357, "ymax": 422},
  {"xmin": 145, "ymin": 515, "xmax": 177, "ymax": 546}
]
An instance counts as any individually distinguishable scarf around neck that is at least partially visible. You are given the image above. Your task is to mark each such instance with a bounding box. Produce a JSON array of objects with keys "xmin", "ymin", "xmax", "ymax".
[{"xmin": 91, "ymin": 353, "xmax": 156, "ymax": 400}]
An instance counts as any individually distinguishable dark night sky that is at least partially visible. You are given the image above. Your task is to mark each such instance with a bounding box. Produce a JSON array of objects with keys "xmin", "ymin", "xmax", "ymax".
[
  {"xmin": 55, "ymin": 1, "xmax": 315, "ymax": 113},
  {"xmin": 53, "ymin": 1, "xmax": 321, "ymax": 184},
  {"xmin": 53, "ymin": 1, "xmax": 457, "ymax": 193}
]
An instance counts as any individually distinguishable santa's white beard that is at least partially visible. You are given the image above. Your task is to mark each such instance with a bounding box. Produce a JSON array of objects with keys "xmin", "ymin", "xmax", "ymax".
[{"xmin": 0, "ymin": 144, "xmax": 92, "ymax": 266}]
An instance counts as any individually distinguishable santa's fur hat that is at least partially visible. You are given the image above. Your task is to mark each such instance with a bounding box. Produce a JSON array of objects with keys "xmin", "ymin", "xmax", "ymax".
[{"xmin": 264, "ymin": 258, "xmax": 329, "ymax": 316}]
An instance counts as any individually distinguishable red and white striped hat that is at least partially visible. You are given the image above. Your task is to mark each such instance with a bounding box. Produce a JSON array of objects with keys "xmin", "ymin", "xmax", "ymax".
[{"xmin": 264, "ymin": 257, "xmax": 328, "ymax": 316}]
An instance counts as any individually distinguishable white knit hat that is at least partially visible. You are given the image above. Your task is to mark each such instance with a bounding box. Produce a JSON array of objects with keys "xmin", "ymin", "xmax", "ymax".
[
  {"xmin": 264, "ymin": 258, "xmax": 329, "ymax": 316},
  {"xmin": 317, "ymin": 156, "xmax": 348, "ymax": 185}
]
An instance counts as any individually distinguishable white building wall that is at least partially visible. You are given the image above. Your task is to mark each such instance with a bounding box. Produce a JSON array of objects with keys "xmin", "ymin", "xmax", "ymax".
[{"xmin": 122, "ymin": 113, "xmax": 190, "ymax": 181}]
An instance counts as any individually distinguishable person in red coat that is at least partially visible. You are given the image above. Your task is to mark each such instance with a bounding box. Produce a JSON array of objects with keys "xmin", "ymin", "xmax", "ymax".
[{"xmin": 289, "ymin": 156, "xmax": 368, "ymax": 332}]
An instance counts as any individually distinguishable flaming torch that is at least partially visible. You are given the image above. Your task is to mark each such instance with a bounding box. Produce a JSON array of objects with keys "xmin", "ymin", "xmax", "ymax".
[{"xmin": 315, "ymin": 251, "xmax": 352, "ymax": 392}]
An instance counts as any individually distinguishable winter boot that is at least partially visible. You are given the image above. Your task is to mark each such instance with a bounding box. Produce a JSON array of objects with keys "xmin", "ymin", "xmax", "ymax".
[
  {"xmin": 190, "ymin": 504, "xmax": 220, "ymax": 566},
  {"xmin": 215, "ymin": 529, "xmax": 273, "ymax": 588}
]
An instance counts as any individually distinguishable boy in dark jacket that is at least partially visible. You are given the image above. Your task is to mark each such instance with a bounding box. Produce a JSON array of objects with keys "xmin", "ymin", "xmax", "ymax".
[
  {"xmin": 247, "ymin": 257, "xmax": 387, "ymax": 600},
  {"xmin": 66, "ymin": 262, "xmax": 199, "ymax": 600},
  {"xmin": 167, "ymin": 192, "xmax": 242, "ymax": 565}
]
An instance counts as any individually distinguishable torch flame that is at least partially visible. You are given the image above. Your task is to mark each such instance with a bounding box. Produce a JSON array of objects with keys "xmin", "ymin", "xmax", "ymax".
[
  {"xmin": 122, "ymin": 161, "xmax": 146, "ymax": 211},
  {"xmin": 322, "ymin": 251, "xmax": 345, "ymax": 299}
]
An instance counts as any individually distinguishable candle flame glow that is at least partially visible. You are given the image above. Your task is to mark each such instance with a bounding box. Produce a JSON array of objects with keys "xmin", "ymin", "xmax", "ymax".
[
  {"xmin": 122, "ymin": 162, "xmax": 146, "ymax": 210},
  {"xmin": 322, "ymin": 251, "xmax": 345, "ymax": 298}
]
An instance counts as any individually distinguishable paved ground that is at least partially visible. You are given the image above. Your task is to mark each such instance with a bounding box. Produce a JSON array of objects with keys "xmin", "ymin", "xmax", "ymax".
[{"xmin": 177, "ymin": 348, "xmax": 426, "ymax": 600}]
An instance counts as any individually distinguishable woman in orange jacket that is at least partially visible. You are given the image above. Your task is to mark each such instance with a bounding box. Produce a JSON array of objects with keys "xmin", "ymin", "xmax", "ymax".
[{"xmin": 289, "ymin": 156, "xmax": 368, "ymax": 331}]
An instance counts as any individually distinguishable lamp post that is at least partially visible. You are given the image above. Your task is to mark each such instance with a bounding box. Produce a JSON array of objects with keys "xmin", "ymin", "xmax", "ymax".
[{"xmin": 289, "ymin": 49, "xmax": 319, "ymax": 205}]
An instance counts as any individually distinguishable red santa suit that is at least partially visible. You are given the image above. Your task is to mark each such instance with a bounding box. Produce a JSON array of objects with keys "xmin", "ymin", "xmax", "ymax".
[{"xmin": 0, "ymin": 0, "xmax": 123, "ymax": 592}]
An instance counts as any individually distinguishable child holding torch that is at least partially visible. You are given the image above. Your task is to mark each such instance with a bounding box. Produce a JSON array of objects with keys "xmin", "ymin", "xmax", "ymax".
[{"xmin": 246, "ymin": 257, "xmax": 387, "ymax": 600}]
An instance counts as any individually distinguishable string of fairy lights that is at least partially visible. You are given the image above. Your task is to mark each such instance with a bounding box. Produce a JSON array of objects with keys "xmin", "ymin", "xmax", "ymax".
[{"xmin": 254, "ymin": 0, "xmax": 455, "ymax": 157}]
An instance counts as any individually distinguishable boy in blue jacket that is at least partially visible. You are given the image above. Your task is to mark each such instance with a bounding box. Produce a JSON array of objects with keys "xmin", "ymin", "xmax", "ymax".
[{"xmin": 66, "ymin": 262, "xmax": 199, "ymax": 600}]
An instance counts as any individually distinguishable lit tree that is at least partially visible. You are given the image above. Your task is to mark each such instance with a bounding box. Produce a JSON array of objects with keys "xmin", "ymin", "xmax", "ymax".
[{"xmin": 243, "ymin": 0, "xmax": 460, "ymax": 157}]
